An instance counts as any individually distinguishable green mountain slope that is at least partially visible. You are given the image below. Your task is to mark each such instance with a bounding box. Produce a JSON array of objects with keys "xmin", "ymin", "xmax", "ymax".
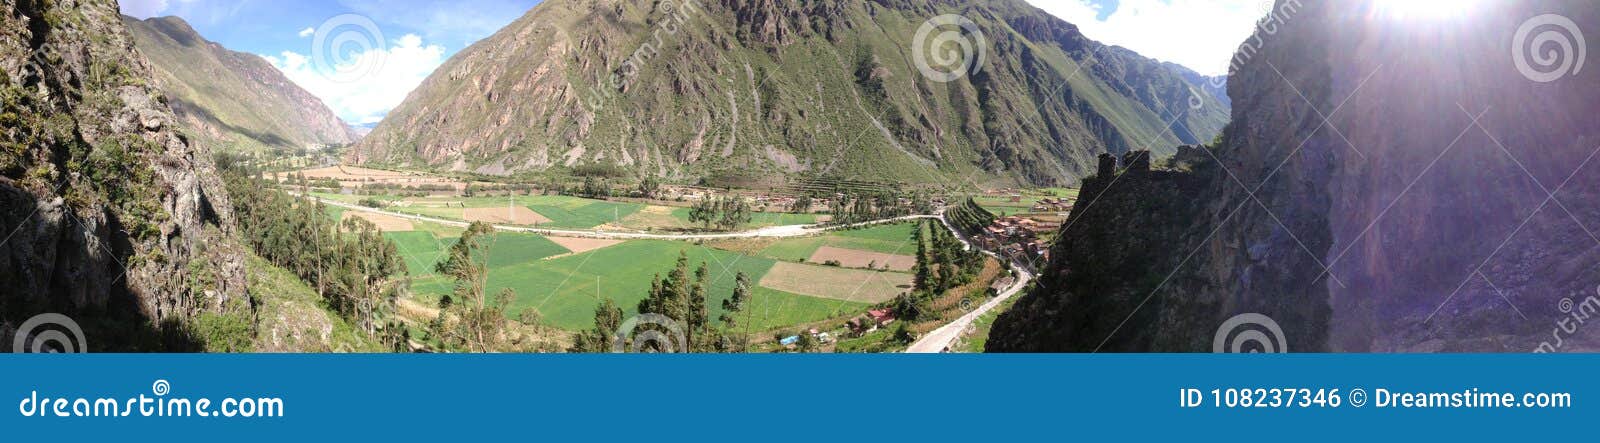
[
  {"xmin": 123, "ymin": 15, "xmax": 355, "ymax": 155},
  {"xmin": 350, "ymin": 0, "xmax": 1229, "ymax": 187}
]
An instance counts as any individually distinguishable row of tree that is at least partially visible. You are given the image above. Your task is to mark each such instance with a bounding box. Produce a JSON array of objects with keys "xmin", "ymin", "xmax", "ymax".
[
  {"xmin": 896, "ymin": 219, "xmax": 985, "ymax": 322},
  {"xmin": 688, "ymin": 195, "xmax": 754, "ymax": 230},
  {"xmin": 570, "ymin": 252, "xmax": 752, "ymax": 353},
  {"xmin": 221, "ymin": 166, "xmax": 408, "ymax": 350},
  {"xmin": 827, "ymin": 190, "xmax": 934, "ymax": 225}
]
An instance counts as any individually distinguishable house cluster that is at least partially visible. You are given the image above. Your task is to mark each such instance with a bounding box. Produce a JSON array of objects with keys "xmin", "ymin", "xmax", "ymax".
[
  {"xmin": 845, "ymin": 308, "xmax": 898, "ymax": 336},
  {"xmin": 977, "ymin": 216, "xmax": 1053, "ymax": 262},
  {"xmin": 1031, "ymin": 197, "xmax": 1073, "ymax": 213},
  {"xmin": 780, "ymin": 328, "xmax": 835, "ymax": 348}
]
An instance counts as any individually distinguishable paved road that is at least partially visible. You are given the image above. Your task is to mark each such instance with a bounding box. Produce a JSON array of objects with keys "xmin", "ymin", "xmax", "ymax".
[{"xmin": 905, "ymin": 223, "xmax": 1034, "ymax": 353}]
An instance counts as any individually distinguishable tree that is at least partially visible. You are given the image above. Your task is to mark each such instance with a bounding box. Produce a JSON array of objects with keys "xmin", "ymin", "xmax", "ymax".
[
  {"xmin": 796, "ymin": 331, "xmax": 819, "ymax": 352},
  {"xmin": 912, "ymin": 221, "xmax": 932, "ymax": 291},
  {"xmin": 717, "ymin": 196, "xmax": 752, "ymax": 230},
  {"xmin": 720, "ymin": 272, "xmax": 750, "ymax": 328},
  {"xmin": 688, "ymin": 262, "xmax": 711, "ymax": 351},
  {"xmin": 718, "ymin": 272, "xmax": 751, "ymax": 352},
  {"xmin": 638, "ymin": 175, "xmax": 662, "ymax": 199},
  {"xmin": 790, "ymin": 195, "xmax": 813, "ymax": 214},
  {"xmin": 571, "ymin": 298, "xmax": 623, "ymax": 352},
  {"xmin": 433, "ymin": 222, "xmax": 514, "ymax": 352},
  {"xmin": 688, "ymin": 197, "xmax": 717, "ymax": 228}
]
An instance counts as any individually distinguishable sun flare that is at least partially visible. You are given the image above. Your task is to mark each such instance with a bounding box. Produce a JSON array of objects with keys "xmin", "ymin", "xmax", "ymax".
[{"xmin": 1371, "ymin": 0, "xmax": 1487, "ymax": 21}]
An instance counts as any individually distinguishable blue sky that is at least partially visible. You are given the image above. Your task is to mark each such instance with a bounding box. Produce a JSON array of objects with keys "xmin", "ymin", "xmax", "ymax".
[
  {"xmin": 1024, "ymin": 0, "xmax": 1276, "ymax": 75},
  {"xmin": 121, "ymin": 0, "xmax": 541, "ymax": 126},
  {"xmin": 120, "ymin": 0, "xmax": 1266, "ymax": 127}
]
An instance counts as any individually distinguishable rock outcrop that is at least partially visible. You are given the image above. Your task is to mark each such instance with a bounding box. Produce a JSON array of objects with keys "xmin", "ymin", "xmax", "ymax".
[
  {"xmin": 990, "ymin": 0, "xmax": 1600, "ymax": 353},
  {"xmin": 2, "ymin": 0, "xmax": 249, "ymax": 351}
]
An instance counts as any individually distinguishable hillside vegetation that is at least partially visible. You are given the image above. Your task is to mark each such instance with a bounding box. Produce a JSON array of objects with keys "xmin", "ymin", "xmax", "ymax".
[
  {"xmin": 123, "ymin": 15, "xmax": 355, "ymax": 155},
  {"xmin": 351, "ymin": 0, "xmax": 1229, "ymax": 187}
]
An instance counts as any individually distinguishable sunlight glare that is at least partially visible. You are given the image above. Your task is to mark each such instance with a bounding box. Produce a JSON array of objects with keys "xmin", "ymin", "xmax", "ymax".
[{"xmin": 1372, "ymin": 0, "xmax": 1486, "ymax": 21}]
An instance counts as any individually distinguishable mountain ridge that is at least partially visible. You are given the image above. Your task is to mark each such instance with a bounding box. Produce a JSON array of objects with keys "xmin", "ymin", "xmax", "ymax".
[
  {"xmin": 349, "ymin": 0, "xmax": 1230, "ymax": 186},
  {"xmin": 122, "ymin": 15, "xmax": 356, "ymax": 155}
]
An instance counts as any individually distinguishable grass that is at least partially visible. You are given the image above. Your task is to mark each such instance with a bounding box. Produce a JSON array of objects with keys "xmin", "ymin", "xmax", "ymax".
[
  {"xmin": 959, "ymin": 294, "xmax": 1020, "ymax": 353},
  {"xmin": 347, "ymin": 194, "xmax": 648, "ymax": 230},
  {"xmin": 754, "ymin": 222, "xmax": 920, "ymax": 262},
  {"xmin": 319, "ymin": 191, "xmax": 826, "ymax": 232},
  {"xmin": 524, "ymin": 196, "xmax": 641, "ymax": 229},
  {"xmin": 386, "ymin": 231, "xmax": 570, "ymax": 278},
  {"xmin": 247, "ymin": 253, "xmax": 384, "ymax": 352},
  {"xmin": 972, "ymin": 196, "xmax": 1038, "ymax": 215},
  {"xmin": 406, "ymin": 239, "xmax": 866, "ymax": 332}
]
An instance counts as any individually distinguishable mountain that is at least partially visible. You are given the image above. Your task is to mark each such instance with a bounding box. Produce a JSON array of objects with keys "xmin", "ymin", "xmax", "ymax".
[
  {"xmin": 988, "ymin": 0, "xmax": 1600, "ymax": 353},
  {"xmin": 349, "ymin": 0, "xmax": 1229, "ymax": 186},
  {"xmin": 122, "ymin": 15, "xmax": 356, "ymax": 155},
  {"xmin": 3, "ymin": 0, "xmax": 251, "ymax": 350}
]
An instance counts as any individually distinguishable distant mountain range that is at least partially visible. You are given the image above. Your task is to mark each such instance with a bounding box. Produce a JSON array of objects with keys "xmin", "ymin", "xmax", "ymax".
[
  {"xmin": 348, "ymin": 0, "xmax": 1230, "ymax": 186},
  {"xmin": 123, "ymin": 15, "xmax": 356, "ymax": 154}
]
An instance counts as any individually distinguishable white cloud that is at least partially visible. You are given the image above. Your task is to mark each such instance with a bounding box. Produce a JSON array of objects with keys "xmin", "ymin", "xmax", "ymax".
[
  {"xmin": 298, "ymin": 27, "xmax": 316, "ymax": 38},
  {"xmin": 120, "ymin": 0, "xmax": 171, "ymax": 18},
  {"xmin": 263, "ymin": 33, "xmax": 446, "ymax": 125},
  {"xmin": 1025, "ymin": 0, "xmax": 1276, "ymax": 75}
]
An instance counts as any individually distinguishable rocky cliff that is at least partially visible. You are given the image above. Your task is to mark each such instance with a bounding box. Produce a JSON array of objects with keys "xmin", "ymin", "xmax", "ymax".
[
  {"xmin": 123, "ymin": 15, "xmax": 357, "ymax": 154},
  {"xmin": 349, "ymin": 0, "xmax": 1229, "ymax": 186},
  {"xmin": 989, "ymin": 0, "xmax": 1600, "ymax": 353},
  {"xmin": 2, "ymin": 0, "xmax": 249, "ymax": 351}
]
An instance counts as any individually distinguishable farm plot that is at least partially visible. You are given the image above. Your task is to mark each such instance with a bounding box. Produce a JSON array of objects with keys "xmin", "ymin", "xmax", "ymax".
[
  {"xmin": 806, "ymin": 246, "xmax": 915, "ymax": 271},
  {"xmin": 385, "ymin": 231, "xmax": 570, "ymax": 278},
  {"xmin": 751, "ymin": 222, "xmax": 921, "ymax": 263},
  {"xmin": 343, "ymin": 211, "xmax": 415, "ymax": 232},
  {"xmin": 463, "ymin": 206, "xmax": 552, "ymax": 225},
  {"xmin": 758, "ymin": 262, "xmax": 912, "ymax": 304}
]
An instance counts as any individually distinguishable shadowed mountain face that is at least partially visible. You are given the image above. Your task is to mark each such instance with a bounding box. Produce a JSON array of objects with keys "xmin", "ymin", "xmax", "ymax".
[
  {"xmin": 989, "ymin": 0, "xmax": 1600, "ymax": 353},
  {"xmin": 123, "ymin": 15, "xmax": 356, "ymax": 154},
  {"xmin": 349, "ymin": 0, "xmax": 1229, "ymax": 186},
  {"xmin": 2, "ymin": 0, "xmax": 249, "ymax": 351}
]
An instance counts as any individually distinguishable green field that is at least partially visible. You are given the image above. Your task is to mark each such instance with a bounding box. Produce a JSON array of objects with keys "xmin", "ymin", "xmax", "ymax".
[
  {"xmin": 520, "ymin": 195, "xmax": 643, "ymax": 228},
  {"xmin": 971, "ymin": 196, "xmax": 1037, "ymax": 215},
  {"xmin": 756, "ymin": 222, "xmax": 921, "ymax": 262},
  {"xmin": 407, "ymin": 239, "xmax": 866, "ymax": 332},
  {"xmin": 386, "ymin": 231, "xmax": 570, "ymax": 278},
  {"xmin": 322, "ymin": 193, "xmax": 654, "ymax": 229}
]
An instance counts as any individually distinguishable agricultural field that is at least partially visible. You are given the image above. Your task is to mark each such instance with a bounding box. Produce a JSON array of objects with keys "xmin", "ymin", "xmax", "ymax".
[
  {"xmin": 318, "ymin": 191, "xmax": 825, "ymax": 232},
  {"xmin": 758, "ymin": 262, "xmax": 911, "ymax": 303},
  {"xmin": 744, "ymin": 222, "xmax": 922, "ymax": 263},
  {"xmin": 402, "ymin": 239, "xmax": 870, "ymax": 333},
  {"xmin": 285, "ymin": 165, "xmax": 468, "ymax": 191},
  {"xmin": 971, "ymin": 188, "xmax": 1080, "ymax": 216}
]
